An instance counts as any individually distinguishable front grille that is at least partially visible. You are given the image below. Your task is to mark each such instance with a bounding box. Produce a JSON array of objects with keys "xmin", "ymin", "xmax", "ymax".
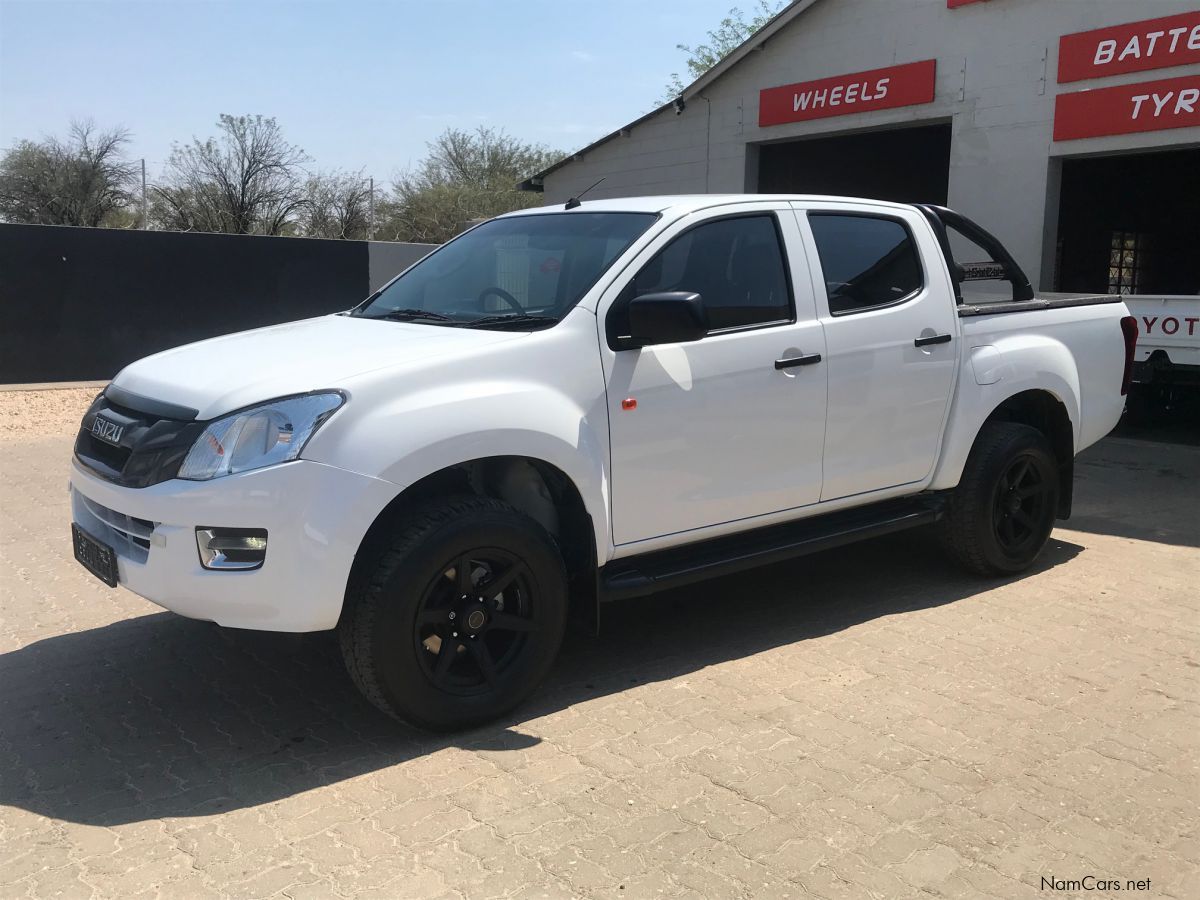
[
  {"xmin": 72, "ymin": 490, "xmax": 158, "ymax": 563},
  {"xmin": 75, "ymin": 390, "xmax": 204, "ymax": 488},
  {"xmin": 76, "ymin": 431, "xmax": 132, "ymax": 474}
]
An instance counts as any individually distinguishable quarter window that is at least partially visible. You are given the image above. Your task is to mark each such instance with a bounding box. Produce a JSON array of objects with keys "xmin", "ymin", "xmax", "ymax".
[
  {"xmin": 610, "ymin": 214, "xmax": 792, "ymax": 342},
  {"xmin": 808, "ymin": 214, "xmax": 922, "ymax": 314}
]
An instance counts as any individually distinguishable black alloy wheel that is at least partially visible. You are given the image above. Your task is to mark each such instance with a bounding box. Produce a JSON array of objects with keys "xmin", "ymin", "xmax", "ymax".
[
  {"xmin": 991, "ymin": 452, "xmax": 1055, "ymax": 561},
  {"xmin": 940, "ymin": 422, "xmax": 1060, "ymax": 576},
  {"xmin": 340, "ymin": 496, "xmax": 567, "ymax": 730},
  {"xmin": 414, "ymin": 550, "xmax": 539, "ymax": 696}
]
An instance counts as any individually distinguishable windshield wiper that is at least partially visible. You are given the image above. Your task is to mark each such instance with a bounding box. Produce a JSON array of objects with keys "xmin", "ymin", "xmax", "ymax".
[
  {"xmin": 361, "ymin": 308, "xmax": 456, "ymax": 323},
  {"xmin": 461, "ymin": 313, "xmax": 560, "ymax": 330}
]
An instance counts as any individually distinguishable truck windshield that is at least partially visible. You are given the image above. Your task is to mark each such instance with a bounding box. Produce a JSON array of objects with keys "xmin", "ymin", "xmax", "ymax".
[{"xmin": 354, "ymin": 212, "xmax": 657, "ymax": 329}]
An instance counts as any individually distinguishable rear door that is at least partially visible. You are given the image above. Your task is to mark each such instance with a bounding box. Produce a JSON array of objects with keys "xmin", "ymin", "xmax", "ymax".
[
  {"xmin": 601, "ymin": 204, "xmax": 828, "ymax": 546},
  {"xmin": 794, "ymin": 202, "xmax": 958, "ymax": 501}
]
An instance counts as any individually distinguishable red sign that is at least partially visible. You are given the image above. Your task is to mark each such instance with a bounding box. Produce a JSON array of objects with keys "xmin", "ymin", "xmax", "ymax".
[
  {"xmin": 758, "ymin": 60, "xmax": 937, "ymax": 127},
  {"xmin": 1139, "ymin": 313, "xmax": 1199, "ymax": 338},
  {"xmin": 1053, "ymin": 74, "xmax": 1200, "ymax": 141},
  {"xmin": 947, "ymin": 0, "xmax": 988, "ymax": 8},
  {"xmin": 1058, "ymin": 11, "xmax": 1200, "ymax": 83}
]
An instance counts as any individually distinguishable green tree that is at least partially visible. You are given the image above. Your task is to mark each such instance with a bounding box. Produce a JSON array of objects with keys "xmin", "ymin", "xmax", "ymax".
[
  {"xmin": 377, "ymin": 127, "xmax": 562, "ymax": 244},
  {"xmin": 152, "ymin": 114, "xmax": 308, "ymax": 235},
  {"xmin": 662, "ymin": 2, "xmax": 785, "ymax": 101},
  {"xmin": 0, "ymin": 120, "xmax": 137, "ymax": 226}
]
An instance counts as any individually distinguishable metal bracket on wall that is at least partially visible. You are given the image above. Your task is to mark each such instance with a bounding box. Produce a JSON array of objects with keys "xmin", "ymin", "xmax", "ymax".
[
  {"xmin": 958, "ymin": 57, "xmax": 967, "ymax": 101},
  {"xmin": 1037, "ymin": 46, "xmax": 1047, "ymax": 96}
]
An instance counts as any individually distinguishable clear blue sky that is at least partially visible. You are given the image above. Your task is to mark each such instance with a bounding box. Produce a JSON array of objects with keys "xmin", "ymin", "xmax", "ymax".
[{"xmin": 0, "ymin": 0, "xmax": 739, "ymax": 182}]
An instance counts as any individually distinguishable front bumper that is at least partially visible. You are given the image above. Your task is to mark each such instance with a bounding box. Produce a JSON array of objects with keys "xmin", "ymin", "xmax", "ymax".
[{"xmin": 69, "ymin": 458, "xmax": 398, "ymax": 632}]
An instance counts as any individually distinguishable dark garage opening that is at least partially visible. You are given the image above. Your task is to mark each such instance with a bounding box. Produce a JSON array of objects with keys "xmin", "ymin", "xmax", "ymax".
[
  {"xmin": 1056, "ymin": 148, "xmax": 1200, "ymax": 295},
  {"xmin": 756, "ymin": 123, "xmax": 951, "ymax": 205}
]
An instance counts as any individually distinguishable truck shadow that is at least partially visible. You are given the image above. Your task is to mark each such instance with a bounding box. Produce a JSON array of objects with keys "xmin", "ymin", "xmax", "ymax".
[
  {"xmin": 1064, "ymin": 436, "xmax": 1200, "ymax": 548},
  {"xmin": 0, "ymin": 530, "xmax": 1081, "ymax": 827}
]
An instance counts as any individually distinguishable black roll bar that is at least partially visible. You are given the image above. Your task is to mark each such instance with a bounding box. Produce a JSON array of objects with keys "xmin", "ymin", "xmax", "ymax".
[{"xmin": 914, "ymin": 204, "xmax": 1035, "ymax": 304}]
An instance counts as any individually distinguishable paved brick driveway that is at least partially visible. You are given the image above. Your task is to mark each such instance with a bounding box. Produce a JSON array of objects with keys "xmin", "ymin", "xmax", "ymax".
[{"xmin": 1, "ymin": 390, "xmax": 1197, "ymax": 898}]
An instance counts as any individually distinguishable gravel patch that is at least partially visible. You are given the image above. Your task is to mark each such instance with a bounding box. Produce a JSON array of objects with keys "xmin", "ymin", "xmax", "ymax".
[{"xmin": 0, "ymin": 387, "xmax": 99, "ymax": 439}]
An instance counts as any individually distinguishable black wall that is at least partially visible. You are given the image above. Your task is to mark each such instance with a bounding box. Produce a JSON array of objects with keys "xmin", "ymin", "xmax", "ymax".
[
  {"xmin": 0, "ymin": 225, "xmax": 371, "ymax": 382},
  {"xmin": 1056, "ymin": 148, "xmax": 1200, "ymax": 295}
]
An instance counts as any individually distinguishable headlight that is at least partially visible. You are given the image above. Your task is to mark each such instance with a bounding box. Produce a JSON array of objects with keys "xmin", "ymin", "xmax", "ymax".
[{"xmin": 178, "ymin": 392, "xmax": 344, "ymax": 480}]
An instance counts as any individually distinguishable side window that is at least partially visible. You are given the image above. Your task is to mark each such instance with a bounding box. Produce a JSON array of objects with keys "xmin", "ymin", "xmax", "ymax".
[
  {"xmin": 608, "ymin": 214, "xmax": 792, "ymax": 344},
  {"xmin": 808, "ymin": 214, "xmax": 923, "ymax": 315}
]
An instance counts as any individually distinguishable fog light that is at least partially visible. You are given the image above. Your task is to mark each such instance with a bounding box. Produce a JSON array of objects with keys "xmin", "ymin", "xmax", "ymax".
[{"xmin": 195, "ymin": 527, "xmax": 268, "ymax": 570}]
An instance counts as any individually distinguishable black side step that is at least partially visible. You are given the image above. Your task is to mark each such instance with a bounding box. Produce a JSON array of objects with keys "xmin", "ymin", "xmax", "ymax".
[{"xmin": 600, "ymin": 494, "xmax": 948, "ymax": 602}]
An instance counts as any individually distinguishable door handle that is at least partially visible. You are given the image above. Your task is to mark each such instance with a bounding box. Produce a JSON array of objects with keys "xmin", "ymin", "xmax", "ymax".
[
  {"xmin": 775, "ymin": 353, "xmax": 822, "ymax": 370},
  {"xmin": 914, "ymin": 333, "xmax": 953, "ymax": 347}
]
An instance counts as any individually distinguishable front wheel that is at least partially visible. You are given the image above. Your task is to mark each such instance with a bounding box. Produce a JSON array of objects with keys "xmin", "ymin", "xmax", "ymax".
[
  {"xmin": 340, "ymin": 496, "xmax": 567, "ymax": 730},
  {"xmin": 940, "ymin": 422, "xmax": 1060, "ymax": 576}
]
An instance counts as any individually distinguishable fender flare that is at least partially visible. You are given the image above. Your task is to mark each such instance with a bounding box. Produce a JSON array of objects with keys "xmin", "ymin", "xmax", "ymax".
[{"xmin": 931, "ymin": 339, "xmax": 1080, "ymax": 491}]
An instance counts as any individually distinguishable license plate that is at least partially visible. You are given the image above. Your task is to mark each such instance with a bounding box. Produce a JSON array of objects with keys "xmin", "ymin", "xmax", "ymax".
[{"xmin": 72, "ymin": 524, "xmax": 118, "ymax": 587}]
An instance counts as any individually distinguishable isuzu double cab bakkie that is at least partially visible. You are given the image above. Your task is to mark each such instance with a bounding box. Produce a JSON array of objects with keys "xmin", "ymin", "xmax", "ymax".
[{"xmin": 71, "ymin": 195, "xmax": 1137, "ymax": 729}]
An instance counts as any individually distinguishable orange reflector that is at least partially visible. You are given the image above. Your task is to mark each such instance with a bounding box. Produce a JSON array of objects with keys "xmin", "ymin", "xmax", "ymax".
[{"xmin": 621, "ymin": 398, "xmax": 637, "ymax": 411}]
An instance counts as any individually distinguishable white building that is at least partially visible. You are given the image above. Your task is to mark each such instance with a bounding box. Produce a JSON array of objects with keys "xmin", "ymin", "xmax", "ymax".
[{"xmin": 522, "ymin": 0, "xmax": 1200, "ymax": 295}]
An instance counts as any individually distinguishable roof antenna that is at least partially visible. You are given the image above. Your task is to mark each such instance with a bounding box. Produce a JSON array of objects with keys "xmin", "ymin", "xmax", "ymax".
[{"xmin": 565, "ymin": 176, "xmax": 605, "ymax": 210}]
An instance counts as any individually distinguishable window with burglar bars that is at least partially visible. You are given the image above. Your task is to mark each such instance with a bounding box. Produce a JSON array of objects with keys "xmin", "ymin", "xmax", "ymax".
[{"xmin": 1109, "ymin": 231, "xmax": 1148, "ymax": 295}]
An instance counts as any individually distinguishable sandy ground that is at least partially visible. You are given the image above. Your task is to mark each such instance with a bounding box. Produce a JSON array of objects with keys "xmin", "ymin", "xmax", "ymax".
[
  {"xmin": 0, "ymin": 386, "xmax": 100, "ymax": 438},
  {"xmin": 1, "ymin": 388, "xmax": 1197, "ymax": 898}
]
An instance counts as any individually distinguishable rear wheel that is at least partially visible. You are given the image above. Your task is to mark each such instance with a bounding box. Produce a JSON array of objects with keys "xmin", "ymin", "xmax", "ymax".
[
  {"xmin": 940, "ymin": 422, "xmax": 1059, "ymax": 576},
  {"xmin": 340, "ymin": 496, "xmax": 567, "ymax": 730}
]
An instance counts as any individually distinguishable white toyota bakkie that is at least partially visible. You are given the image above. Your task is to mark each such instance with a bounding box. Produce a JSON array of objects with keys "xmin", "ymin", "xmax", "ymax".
[{"xmin": 71, "ymin": 194, "xmax": 1137, "ymax": 729}]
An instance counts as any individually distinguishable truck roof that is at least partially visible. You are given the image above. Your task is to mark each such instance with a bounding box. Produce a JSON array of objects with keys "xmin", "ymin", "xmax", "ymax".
[{"xmin": 500, "ymin": 194, "xmax": 917, "ymax": 217}]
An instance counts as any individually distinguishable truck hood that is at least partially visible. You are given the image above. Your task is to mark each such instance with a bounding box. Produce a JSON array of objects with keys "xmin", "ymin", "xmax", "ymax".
[{"xmin": 111, "ymin": 314, "xmax": 526, "ymax": 420}]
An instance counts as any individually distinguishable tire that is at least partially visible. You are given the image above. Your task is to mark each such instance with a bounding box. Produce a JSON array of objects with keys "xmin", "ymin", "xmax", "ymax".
[
  {"xmin": 940, "ymin": 422, "xmax": 1060, "ymax": 577},
  {"xmin": 339, "ymin": 495, "xmax": 568, "ymax": 730}
]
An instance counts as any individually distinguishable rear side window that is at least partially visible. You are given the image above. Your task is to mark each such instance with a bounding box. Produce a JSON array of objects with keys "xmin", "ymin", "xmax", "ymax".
[
  {"xmin": 612, "ymin": 214, "xmax": 792, "ymax": 338},
  {"xmin": 808, "ymin": 214, "xmax": 923, "ymax": 314}
]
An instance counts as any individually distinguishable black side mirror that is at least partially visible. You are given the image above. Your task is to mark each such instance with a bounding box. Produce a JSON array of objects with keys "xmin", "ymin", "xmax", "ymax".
[{"xmin": 626, "ymin": 292, "xmax": 708, "ymax": 347}]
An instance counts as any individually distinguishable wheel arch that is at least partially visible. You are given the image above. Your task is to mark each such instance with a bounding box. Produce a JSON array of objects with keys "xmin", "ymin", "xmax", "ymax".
[
  {"xmin": 933, "ymin": 387, "xmax": 1077, "ymax": 518},
  {"xmin": 342, "ymin": 455, "xmax": 599, "ymax": 632},
  {"xmin": 982, "ymin": 390, "xmax": 1075, "ymax": 517}
]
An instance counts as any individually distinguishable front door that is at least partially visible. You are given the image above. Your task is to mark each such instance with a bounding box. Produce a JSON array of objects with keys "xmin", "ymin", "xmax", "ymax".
[{"xmin": 602, "ymin": 207, "xmax": 828, "ymax": 546}]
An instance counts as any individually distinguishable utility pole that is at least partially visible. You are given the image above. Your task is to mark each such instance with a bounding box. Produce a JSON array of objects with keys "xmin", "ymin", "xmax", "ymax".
[
  {"xmin": 368, "ymin": 176, "xmax": 375, "ymax": 241},
  {"xmin": 140, "ymin": 158, "xmax": 148, "ymax": 229}
]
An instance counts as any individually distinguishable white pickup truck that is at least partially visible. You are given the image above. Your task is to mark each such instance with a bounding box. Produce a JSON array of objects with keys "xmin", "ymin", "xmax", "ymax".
[
  {"xmin": 1124, "ymin": 295, "xmax": 1200, "ymax": 415},
  {"xmin": 70, "ymin": 194, "xmax": 1137, "ymax": 729}
]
